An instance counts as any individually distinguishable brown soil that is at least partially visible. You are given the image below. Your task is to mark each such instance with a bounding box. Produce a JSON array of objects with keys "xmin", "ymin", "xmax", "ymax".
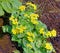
[
  {"xmin": 0, "ymin": 35, "xmax": 16, "ymax": 53},
  {"xmin": 0, "ymin": 0, "xmax": 60, "ymax": 53},
  {"xmin": 0, "ymin": 18, "xmax": 3, "ymax": 27},
  {"xmin": 33, "ymin": 0, "xmax": 60, "ymax": 53},
  {"xmin": 40, "ymin": 13, "xmax": 60, "ymax": 53}
]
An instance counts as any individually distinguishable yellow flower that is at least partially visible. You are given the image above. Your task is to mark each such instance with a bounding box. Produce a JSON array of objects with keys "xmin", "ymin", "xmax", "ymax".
[
  {"xmin": 12, "ymin": 18, "xmax": 18, "ymax": 25},
  {"xmin": 27, "ymin": 37, "xmax": 34, "ymax": 42},
  {"xmin": 27, "ymin": 32, "xmax": 31, "ymax": 36},
  {"xmin": 46, "ymin": 31, "xmax": 51, "ymax": 37},
  {"xmin": 39, "ymin": 28, "xmax": 45, "ymax": 35},
  {"xmin": 31, "ymin": 19, "xmax": 38, "ymax": 24},
  {"xmin": 19, "ymin": 5, "xmax": 26, "ymax": 11},
  {"xmin": 12, "ymin": 28, "xmax": 19, "ymax": 35},
  {"xmin": 32, "ymin": 4, "xmax": 37, "ymax": 10},
  {"xmin": 30, "ymin": 13, "xmax": 39, "ymax": 19},
  {"xmin": 45, "ymin": 43, "xmax": 53, "ymax": 50},
  {"xmin": 19, "ymin": 29, "xmax": 24, "ymax": 33},
  {"xmin": 20, "ymin": 25, "xmax": 26, "ymax": 30},
  {"xmin": 9, "ymin": 16, "xmax": 14, "ymax": 21},
  {"xmin": 19, "ymin": 25, "xmax": 26, "ymax": 33},
  {"xmin": 26, "ymin": 44, "xmax": 32, "ymax": 48},
  {"xmin": 27, "ymin": 32, "xmax": 35, "ymax": 38},
  {"xmin": 26, "ymin": 2, "xmax": 33, "ymax": 6},
  {"xmin": 46, "ymin": 29, "xmax": 56, "ymax": 37},
  {"xmin": 24, "ymin": 14, "xmax": 28, "ymax": 17},
  {"xmin": 51, "ymin": 29, "xmax": 56, "ymax": 37},
  {"xmin": 26, "ymin": 2, "xmax": 37, "ymax": 10},
  {"xmin": 9, "ymin": 16, "xmax": 18, "ymax": 25},
  {"xmin": 12, "ymin": 26, "xmax": 26, "ymax": 34},
  {"xmin": 12, "ymin": 29, "xmax": 17, "ymax": 35},
  {"xmin": 24, "ymin": 14, "xmax": 29, "ymax": 18}
]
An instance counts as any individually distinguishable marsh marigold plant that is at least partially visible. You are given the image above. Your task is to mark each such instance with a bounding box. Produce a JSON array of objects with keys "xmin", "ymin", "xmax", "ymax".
[{"xmin": 2, "ymin": 0, "xmax": 56, "ymax": 53}]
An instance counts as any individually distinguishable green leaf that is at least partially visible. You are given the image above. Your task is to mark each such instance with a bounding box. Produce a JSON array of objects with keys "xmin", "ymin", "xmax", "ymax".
[
  {"xmin": 2, "ymin": 25, "xmax": 11, "ymax": 33},
  {"xmin": 22, "ymin": 38, "xmax": 28, "ymax": 47},
  {"xmin": 6, "ymin": 2, "xmax": 13, "ymax": 12},
  {"xmin": 35, "ymin": 50, "xmax": 42, "ymax": 53},
  {"xmin": 35, "ymin": 40, "xmax": 41, "ymax": 48},
  {"xmin": 23, "ymin": 48, "xmax": 34, "ymax": 53},
  {"xmin": 0, "ymin": 5, "xmax": 4, "ymax": 16},
  {"xmin": 17, "ymin": 34, "xmax": 25, "ymax": 38},
  {"xmin": 40, "ymin": 47, "xmax": 47, "ymax": 53},
  {"xmin": 1, "ymin": 2, "xmax": 12, "ymax": 13},
  {"xmin": 18, "ymin": 39, "xmax": 22, "ymax": 47},
  {"xmin": 9, "ymin": 0, "xmax": 22, "ymax": 9},
  {"xmin": 47, "ymin": 50, "xmax": 52, "ymax": 53},
  {"xmin": 13, "ymin": 50, "xmax": 20, "ymax": 53},
  {"xmin": 35, "ymin": 21, "xmax": 48, "ymax": 32},
  {"xmin": 11, "ymin": 35, "xmax": 18, "ymax": 41}
]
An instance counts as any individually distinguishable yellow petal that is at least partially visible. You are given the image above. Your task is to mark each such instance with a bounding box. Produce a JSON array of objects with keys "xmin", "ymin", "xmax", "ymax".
[
  {"xmin": 51, "ymin": 29, "xmax": 56, "ymax": 37},
  {"xmin": 19, "ymin": 5, "xmax": 26, "ymax": 11},
  {"xmin": 26, "ymin": 44, "xmax": 32, "ymax": 48},
  {"xmin": 45, "ymin": 43, "xmax": 53, "ymax": 50}
]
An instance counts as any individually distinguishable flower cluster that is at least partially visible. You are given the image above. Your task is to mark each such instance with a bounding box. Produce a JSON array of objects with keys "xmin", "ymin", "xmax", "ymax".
[
  {"xmin": 39, "ymin": 28, "xmax": 56, "ymax": 37},
  {"xmin": 27, "ymin": 32, "xmax": 35, "ymax": 42},
  {"xmin": 46, "ymin": 29, "xmax": 56, "ymax": 37},
  {"xmin": 2, "ymin": 1, "xmax": 56, "ymax": 53},
  {"xmin": 45, "ymin": 43, "xmax": 53, "ymax": 50},
  {"xmin": 9, "ymin": 16, "xmax": 18, "ymax": 25},
  {"xmin": 19, "ymin": 5, "xmax": 26, "ymax": 11},
  {"xmin": 26, "ymin": 2, "xmax": 37, "ymax": 10},
  {"xmin": 11, "ymin": 25, "xmax": 26, "ymax": 35}
]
